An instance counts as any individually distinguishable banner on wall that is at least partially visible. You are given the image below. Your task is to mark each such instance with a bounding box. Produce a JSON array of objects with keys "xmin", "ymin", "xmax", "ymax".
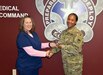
[{"xmin": 35, "ymin": 0, "xmax": 103, "ymax": 42}]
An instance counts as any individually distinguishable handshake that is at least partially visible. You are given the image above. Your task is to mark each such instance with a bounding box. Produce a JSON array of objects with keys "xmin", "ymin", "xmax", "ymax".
[
  {"xmin": 45, "ymin": 42, "xmax": 57, "ymax": 58},
  {"xmin": 45, "ymin": 42, "xmax": 64, "ymax": 58},
  {"xmin": 46, "ymin": 50, "xmax": 54, "ymax": 58}
]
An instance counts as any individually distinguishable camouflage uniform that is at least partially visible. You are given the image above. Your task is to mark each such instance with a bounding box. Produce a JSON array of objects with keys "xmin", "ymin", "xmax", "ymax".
[{"xmin": 52, "ymin": 27, "xmax": 84, "ymax": 75}]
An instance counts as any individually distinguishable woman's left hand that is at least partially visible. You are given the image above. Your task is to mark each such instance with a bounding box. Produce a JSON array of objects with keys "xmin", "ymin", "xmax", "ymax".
[{"xmin": 49, "ymin": 42, "xmax": 57, "ymax": 48}]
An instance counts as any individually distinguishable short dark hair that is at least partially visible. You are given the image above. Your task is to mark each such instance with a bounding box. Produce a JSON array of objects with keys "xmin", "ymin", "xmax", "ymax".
[
  {"xmin": 19, "ymin": 15, "xmax": 35, "ymax": 33},
  {"xmin": 68, "ymin": 13, "xmax": 78, "ymax": 22}
]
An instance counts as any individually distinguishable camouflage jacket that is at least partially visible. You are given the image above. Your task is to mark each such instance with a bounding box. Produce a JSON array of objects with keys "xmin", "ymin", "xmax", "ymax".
[{"xmin": 52, "ymin": 26, "xmax": 84, "ymax": 55}]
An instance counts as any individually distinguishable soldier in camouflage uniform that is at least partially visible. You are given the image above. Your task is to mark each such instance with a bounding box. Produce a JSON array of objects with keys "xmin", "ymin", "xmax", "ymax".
[{"xmin": 52, "ymin": 13, "xmax": 84, "ymax": 75}]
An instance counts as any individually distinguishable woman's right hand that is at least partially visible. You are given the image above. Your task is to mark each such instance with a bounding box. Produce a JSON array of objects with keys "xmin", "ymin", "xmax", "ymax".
[
  {"xmin": 46, "ymin": 50, "xmax": 54, "ymax": 58},
  {"xmin": 57, "ymin": 45, "xmax": 65, "ymax": 49}
]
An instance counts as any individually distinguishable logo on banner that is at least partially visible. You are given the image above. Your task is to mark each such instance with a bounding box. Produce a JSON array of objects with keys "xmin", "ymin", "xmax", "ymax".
[{"xmin": 35, "ymin": 0, "xmax": 103, "ymax": 42}]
